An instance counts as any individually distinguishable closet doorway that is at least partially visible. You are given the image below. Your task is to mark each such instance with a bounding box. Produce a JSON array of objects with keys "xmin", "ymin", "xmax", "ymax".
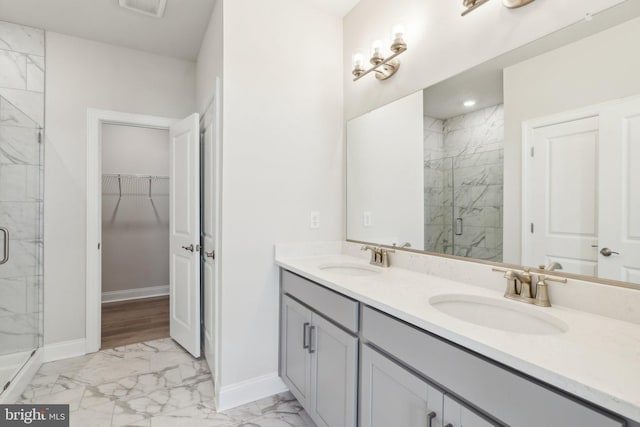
[
  {"xmin": 100, "ymin": 124, "xmax": 171, "ymax": 349},
  {"xmin": 86, "ymin": 110, "xmax": 202, "ymax": 357}
]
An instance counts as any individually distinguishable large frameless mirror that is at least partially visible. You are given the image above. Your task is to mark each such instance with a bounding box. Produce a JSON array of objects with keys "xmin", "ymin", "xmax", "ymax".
[{"xmin": 346, "ymin": 1, "xmax": 640, "ymax": 288}]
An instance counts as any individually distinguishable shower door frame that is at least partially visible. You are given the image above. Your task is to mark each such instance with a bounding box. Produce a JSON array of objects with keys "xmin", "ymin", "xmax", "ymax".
[{"xmin": 85, "ymin": 109, "xmax": 177, "ymax": 354}]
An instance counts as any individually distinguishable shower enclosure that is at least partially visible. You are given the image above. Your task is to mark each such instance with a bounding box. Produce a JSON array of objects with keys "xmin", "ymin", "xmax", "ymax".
[
  {"xmin": 424, "ymin": 149, "xmax": 503, "ymax": 262},
  {"xmin": 423, "ymin": 104, "xmax": 504, "ymax": 263},
  {"xmin": 0, "ymin": 95, "xmax": 44, "ymax": 396}
]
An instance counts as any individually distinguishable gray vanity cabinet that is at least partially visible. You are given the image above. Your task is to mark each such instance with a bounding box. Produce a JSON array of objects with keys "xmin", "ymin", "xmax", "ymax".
[
  {"xmin": 360, "ymin": 344, "xmax": 444, "ymax": 427},
  {"xmin": 361, "ymin": 306, "xmax": 624, "ymax": 427},
  {"xmin": 281, "ymin": 295, "xmax": 312, "ymax": 407},
  {"xmin": 280, "ymin": 271, "xmax": 358, "ymax": 427},
  {"xmin": 308, "ymin": 313, "xmax": 358, "ymax": 427}
]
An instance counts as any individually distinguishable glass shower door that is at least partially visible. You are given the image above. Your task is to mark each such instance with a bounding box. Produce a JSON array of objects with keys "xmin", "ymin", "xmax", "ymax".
[{"xmin": 0, "ymin": 96, "xmax": 44, "ymax": 394}]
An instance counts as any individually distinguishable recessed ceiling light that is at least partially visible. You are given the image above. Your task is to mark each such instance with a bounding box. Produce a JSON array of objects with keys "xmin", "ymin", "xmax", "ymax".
[
  {"xmin": 119, "ymin": 0, "xmax": 167, "ymax": 18},
  {"xmin": 463, "ymin": 100, "xmax": 477, "ymax": 107}
]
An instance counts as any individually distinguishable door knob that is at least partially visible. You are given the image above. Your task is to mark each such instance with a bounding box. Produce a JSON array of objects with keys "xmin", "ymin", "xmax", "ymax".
[
  {"xmin": 182, "ymin": 244, "xmax": 194, "ymax": 252},
  {"xmin": 600, "ymin": 247, "xmax": 620, "ymax": 257}
]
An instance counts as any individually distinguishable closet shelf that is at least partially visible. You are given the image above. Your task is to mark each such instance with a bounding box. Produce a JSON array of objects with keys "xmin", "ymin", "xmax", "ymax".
[{"xmin": 102, "ymin": 174, "xmax": 169, "ymax": 198}]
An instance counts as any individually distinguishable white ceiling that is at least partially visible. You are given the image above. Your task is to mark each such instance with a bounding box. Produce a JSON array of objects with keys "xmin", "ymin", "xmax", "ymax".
[
  {"xmin": 0, "ymin": 0, "xmax": 216, "ymax": 60},
  {"xmin": 304, "ymin": 0, "xmax": 360, "ymax": 17},
  {"xmin": 0, "ymin": 0, "xmax": 359, "ymax": 61}
]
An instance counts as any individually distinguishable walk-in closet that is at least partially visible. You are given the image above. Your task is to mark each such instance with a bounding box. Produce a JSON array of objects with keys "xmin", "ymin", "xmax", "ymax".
[{"xmin": 100, "ymin": 123, "xmax": 170, "ymax": 349}]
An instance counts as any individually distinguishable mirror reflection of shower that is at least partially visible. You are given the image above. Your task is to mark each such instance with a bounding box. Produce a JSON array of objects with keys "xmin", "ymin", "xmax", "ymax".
[{"xmin": 423, "ymin": 104, "xmax": 504, "ymax": 262}]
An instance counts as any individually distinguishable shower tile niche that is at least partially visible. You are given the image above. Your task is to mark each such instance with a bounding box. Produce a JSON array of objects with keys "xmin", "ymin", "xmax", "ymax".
[{"xmin": 424, "ymin": 105, "xmax": 504, "ymax": 262}]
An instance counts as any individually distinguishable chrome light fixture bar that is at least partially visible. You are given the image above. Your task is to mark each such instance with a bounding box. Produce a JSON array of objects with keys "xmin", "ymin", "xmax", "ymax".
[
  {"xmin": 352, "ymin": 25, "xmax": 407, "ymax": 82},
  {"xmin": 462, "ymin": 0, "xmax": 536, "ymax": 16}
]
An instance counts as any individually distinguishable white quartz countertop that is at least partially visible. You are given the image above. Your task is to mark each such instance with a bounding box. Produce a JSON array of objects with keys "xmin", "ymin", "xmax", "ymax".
[{"xmin": 275, "ymin": 253, "xmax": 640, "ymax": 423}]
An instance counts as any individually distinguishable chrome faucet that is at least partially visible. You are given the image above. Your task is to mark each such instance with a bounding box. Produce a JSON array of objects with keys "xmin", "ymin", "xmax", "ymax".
[
  {"xmin": 393, "ymin": 242, "xmax": 412, "ymax": 248},
  {"xmin": 493, "ymin": 267, "xmax": 567, "ymax": 307},
  {"xmin": 538, "ymin": 262, "xmax": 563, "ymax": 271},
  {"xmin": 361, "ymin": 245, "xmax": 395, "ymax": 268},
  {"xmin": 545, "ymin": 262, "xmax": 563, "ymax": 271}
]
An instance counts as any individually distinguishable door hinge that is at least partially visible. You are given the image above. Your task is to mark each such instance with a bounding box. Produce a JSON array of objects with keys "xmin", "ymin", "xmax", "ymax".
[
  {"xmin": 38, "ymin": 130, "xmax": 42, "ymax": 144},
  {"xmin": 98, "ymin": 243, "xmax": 101, "ymax": 250},
  {"xmin": 530, "ymin": 146, "xmax": 534, "ymax": 157},
  {"xmin": 531, "ymin": 223, "xmax": 534, "ymax": 233}
]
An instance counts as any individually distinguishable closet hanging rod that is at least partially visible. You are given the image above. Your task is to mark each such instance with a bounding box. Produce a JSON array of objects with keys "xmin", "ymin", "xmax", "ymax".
[
  {"xmin": 102, "ymin": 173, "xmax": 169, "ymax": 179},
  {"xmin": 102, "ymin": 174, "xmax": 169, "ymax": 198}
]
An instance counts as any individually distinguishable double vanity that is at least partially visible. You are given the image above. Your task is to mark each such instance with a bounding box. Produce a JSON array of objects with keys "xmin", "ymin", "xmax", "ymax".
[{"xmin": 276, "ymin": 245, "xmax": 640, "ymax": 427}]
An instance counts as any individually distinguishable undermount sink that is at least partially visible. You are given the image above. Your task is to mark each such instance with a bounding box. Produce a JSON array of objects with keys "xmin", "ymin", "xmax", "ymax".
[
  {"xmin": 318, "ymin": 263, "xmax": 381, "ymax": 277},
  {"xmin": 429, "ymin": 294, "xmax": 568, "ymax": 335}
]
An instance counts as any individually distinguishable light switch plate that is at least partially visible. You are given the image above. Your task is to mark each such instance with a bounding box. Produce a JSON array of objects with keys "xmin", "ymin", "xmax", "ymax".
[
  {"xmin": 363, "ymin": 211, "xmax": 373, "ymax": 227},
  {"xmin": 310, "ymin": 211, "xmax": 320, "ymax": 229}
]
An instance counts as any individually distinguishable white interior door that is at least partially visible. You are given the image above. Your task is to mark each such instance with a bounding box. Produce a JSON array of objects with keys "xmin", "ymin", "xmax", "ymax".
[
  {"xmin": 599, "ymin": 97, "xmax": 640, "ymax": 284},
  {"xmin": 201, "ymin": 105, "xmax": 219, "ymax": 374},
  {"xmin": 525, "ymin": 116, "xmax": 599, "ymax": 276},
  {"xmin": 170, "ymin": 113, "xmax": 201, "ymax": 357}
]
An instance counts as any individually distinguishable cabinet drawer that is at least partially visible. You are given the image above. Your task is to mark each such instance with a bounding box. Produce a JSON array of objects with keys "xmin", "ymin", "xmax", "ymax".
[
  {"xmin": 282, "ymin": 270, "xmax": 359, "ymax": 333},
  {"xmin": 362, "ymin": 306, "xmax": 624, "ymax": 427}
]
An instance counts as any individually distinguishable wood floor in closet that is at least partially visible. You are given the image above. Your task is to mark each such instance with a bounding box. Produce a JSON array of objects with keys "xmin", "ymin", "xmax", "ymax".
[{"xmin": 101, "ymin": 296, "xmax": 170, "ymax": 349}]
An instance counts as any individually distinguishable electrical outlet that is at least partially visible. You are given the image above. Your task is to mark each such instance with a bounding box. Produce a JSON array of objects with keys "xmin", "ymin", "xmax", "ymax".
[
  {"xmin": 310, "ymin": 211, "xmax": 320, "ymax": 229},
  {"xmin": 363, "ymin": 211, "xmax": 372, "ymax": 227}
]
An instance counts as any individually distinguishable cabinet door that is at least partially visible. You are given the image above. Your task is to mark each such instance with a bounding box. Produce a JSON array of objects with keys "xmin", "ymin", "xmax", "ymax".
[
  {"xmin": 308, "ymin": 313, "xmax": 358, "ymax": 427},
  {"xmin": 361, "ymin": 344, "xmax": 444, "ymax": 427},
  {"xmin": 443, "ymin": 395, "xmax": 498, "ymax": 427},
  {"xmin": 281, "ymin": 295, "xmax": 312, "ymax": 407}
]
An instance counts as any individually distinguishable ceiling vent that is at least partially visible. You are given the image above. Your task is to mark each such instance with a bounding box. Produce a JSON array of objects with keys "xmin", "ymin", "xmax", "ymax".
[{"xmin": 118, "ymin": 0, "xmax": 167, "ymax": 18}]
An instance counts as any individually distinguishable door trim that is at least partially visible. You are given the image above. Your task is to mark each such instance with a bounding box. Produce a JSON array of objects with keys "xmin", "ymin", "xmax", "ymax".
[
  {"xmin": 199, "ymin": 78, "xmax": 223, "ymax": 392},
  {"xmin": 86, "ymin": 109, "xmax": 177, "ymax": 354}
]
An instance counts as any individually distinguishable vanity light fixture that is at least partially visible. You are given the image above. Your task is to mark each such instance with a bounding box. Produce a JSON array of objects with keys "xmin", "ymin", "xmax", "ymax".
[
  {"xmin": 352, "ymin": 25, "xmax": 407, "ymax": 82},
  {"xmin": 462, "ymin": 0, "xmax": 536, "ymax": 16}
]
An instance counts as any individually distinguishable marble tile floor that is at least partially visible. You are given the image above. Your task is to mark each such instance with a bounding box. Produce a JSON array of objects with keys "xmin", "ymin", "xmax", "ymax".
[{"xmin": 18, "ymin": 338, "xmax": 310, "ymax": 427}]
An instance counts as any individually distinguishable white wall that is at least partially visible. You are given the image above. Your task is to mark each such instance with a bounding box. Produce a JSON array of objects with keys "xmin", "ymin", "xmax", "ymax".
[
  {"xmin": 196, "ymin": 0, "xmax": 223, "ymax": 114},
  {"xmin": 44, "ymin": 33, "xmax": 196, "ymax": 345},
  {"xmin": 101, "ymin": 124, "xmax": 169, "ymax": 296},
  {"xmin": 502, "ymin": 16, "xmax": 640, "ymax": 263},
  {"xmin": 343, "ymin": 0, "xmax": 626, "ymax": 120},
  {"xmin": 347, "ymin": 91, "xmax": 423, "ymax": 247},
  {"xmin": 217, "ymin": 0, "xmax": 343, "ymax": 402}
]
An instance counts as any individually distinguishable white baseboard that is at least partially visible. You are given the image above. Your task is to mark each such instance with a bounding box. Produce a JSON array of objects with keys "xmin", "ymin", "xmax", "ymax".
[
  {"xmin": 102, "ymin": 285, "xmax": 169, "ymax": 303},
  {"xmin": 216, "ymin": 372, "xmax": 288, "ymax": 412},
  {"xmin": 44, "ymin": 339, "xmax": 87, "ymax": 363},
  {"xmin": 0, "ymin": 348, "xmax": 43, "ymax": 403}
]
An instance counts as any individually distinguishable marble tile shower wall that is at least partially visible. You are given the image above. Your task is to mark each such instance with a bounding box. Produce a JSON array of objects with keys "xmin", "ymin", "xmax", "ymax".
[
  {"xmin": 424, "ymin": 117, "xmax": 452, "ymax": 254},
  {"xmin": 0, "ymin": 20, "xmax": 45, "ymax": 356},
  {"xmin": 424, "ymin": 105, "xmax": 504, "ymax": 262}
]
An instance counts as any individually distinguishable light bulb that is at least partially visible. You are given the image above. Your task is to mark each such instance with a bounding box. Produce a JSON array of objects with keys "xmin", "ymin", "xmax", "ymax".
[
  {"xmin": 352, "ymin": 51, "xmax": 365, "ymax": 77},
  {"xmin": 353, "ymin": 52, "xmax": 364, "ymax": 68},
  {"xmin": 371, "ymin": 40, "xmax": 383, "ymax": 56},
  {"xmin": 391, "ymin": 24, "xmax": 405, "ymax": 40},
  {"xmin": 390, "ymin": 24, "xmax": 407, "ymax": 53},
  {"xmin": 370, "ymin": 40, "xmax": 384, "ymax": 65},
  {"xmin": 464, "ymin": 100, "xmax": 477, "ymax": 107}
]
